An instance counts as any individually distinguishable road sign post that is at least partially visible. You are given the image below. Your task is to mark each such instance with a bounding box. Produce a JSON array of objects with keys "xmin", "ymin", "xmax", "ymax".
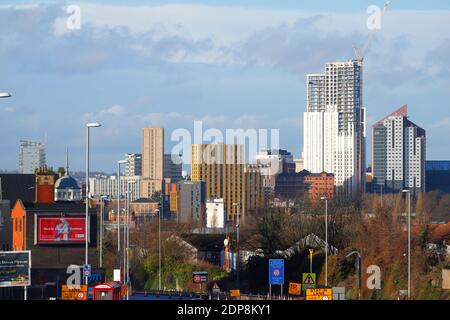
[
  {"xmin": 302, "ymin": 273, "xmax": 317, "ymax": 292},
  {"xmin": 288, "ymin": 282, "xmax": 301, "ymax": 296},
  {"xmin": 193, "ymin": 271, "xmax": 208, "ymax": 292},
  {"xmin": 306, "ymin": 288, "xmax": 333, "ymax": 300},
  {"xmin": 269, "ymin": 259, "xmax": 284, "ymax": 299}
]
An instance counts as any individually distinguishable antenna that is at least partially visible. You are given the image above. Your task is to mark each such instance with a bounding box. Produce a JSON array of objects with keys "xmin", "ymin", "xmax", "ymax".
[{"xmin": 65, "ymin": 147, "xmax": 69, "ymax": 176}]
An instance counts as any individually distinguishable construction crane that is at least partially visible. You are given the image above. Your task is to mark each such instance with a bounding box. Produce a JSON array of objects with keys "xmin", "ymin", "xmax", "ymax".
[{"xmin": 353, "ymin": 0, "xmax": 392, "ymax": 62}]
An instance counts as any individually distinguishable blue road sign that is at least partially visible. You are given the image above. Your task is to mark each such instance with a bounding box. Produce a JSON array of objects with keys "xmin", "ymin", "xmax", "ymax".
[
  {"xmin": 269, "ymin": 259, "xmax": 284, "ymax": 285},
  {"xmin": 83, "ymin": 264, "xmax": 91, "ymax": 278}
]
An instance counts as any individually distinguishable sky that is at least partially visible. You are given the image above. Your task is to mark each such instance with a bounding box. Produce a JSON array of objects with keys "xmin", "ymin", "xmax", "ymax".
[{"xmin": 0, "ymin": 1, "xmax": 449, "ymax": 173}]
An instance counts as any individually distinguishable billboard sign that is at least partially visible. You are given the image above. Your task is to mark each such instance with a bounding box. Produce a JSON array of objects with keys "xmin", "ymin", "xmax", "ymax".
[
  {"xmin": 36, "ymin": 216, "xmax": 87, "ymax": 244},
  {"xmin": 306, "ymin": 288, "xmax": 333, "ymax": 301},
  {"xmin": 192, "ymin": 271, "xmax": 208, "ymax": 284},
  {"xmin": 61, "ymin": 285, "xmax": 88, "ymax": 300},
  {"xmin": 269, "ymin": 259, "xmax": 284, "ymax": 285},
  {"xmin": 0, "ymin": 251, "xmax": 31, "ymax": 287}
]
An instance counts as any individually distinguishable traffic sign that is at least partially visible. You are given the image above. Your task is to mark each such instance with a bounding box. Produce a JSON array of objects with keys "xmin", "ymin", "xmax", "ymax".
[
  {"xmin": 83, "ymin": 264, "xmax": 91, "ymax": 278},
  {"xmin": 302, "ymin": 273, "xmax": 316, "ymax": 290},
  {"xmin": 212, "ymin": 282, "xmax": 220, "ymax": 294},
  {"xmin": 192, "ymin": 271, "xmax": 208, "ymax": 284},
  {"xmin": 306, "ymin": 288, "xmax": 333, "ymax": 300},
  {"xmin": 269, "ymin": 259, "xmax": 284, "ymax": 285},
  {"xmin": 230, "ymin": 289, "xmax": 240, "ymax": 297},
  {"xmin": 288, "ymin": 282, "xmax": 301, "ymax": 296},
  {"xmin": 61, "ymin": 285, "xmax": 88, "ymax": 300}
]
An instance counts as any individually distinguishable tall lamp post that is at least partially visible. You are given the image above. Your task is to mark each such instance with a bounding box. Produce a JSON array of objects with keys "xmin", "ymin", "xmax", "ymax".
[
  {"xmin": 99, "ymin": 195, "xmax": 108, "ymax": 268},
  {"xmin": 232, "ymin": 203, "xmax": 240, "ymax": 287},
  {"xmin": 126, "ymin": 180, "xmax": 136, "ymax": 300},
  {"xmin": 117, "ymin": 160, "xmax": 127, "ymax": 279},
  {"xmin": 346, "ymin": 251, "xmax": 362, "ymax": 300},
  {"xmin": 158, "ymin": 182, "xmax": 165, "ymax": 291},
  {"xmin": 320, "ymin": 197, "xmax": 328, "ymax": 287},
  {"xmin": 402, "ymin": 189, "xmax": 412, "ymax": 300},
  {"xmin": 85, "ymin": 123, "xmax": 101, "ymax": 285}
]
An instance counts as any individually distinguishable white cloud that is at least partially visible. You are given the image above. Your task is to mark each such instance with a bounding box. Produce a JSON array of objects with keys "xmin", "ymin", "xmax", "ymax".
[{"xmin": 432, "ymin": 117, "xmax": 450, "ymax": 129}]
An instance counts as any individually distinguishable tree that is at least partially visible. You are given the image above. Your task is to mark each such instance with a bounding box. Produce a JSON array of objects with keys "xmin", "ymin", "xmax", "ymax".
[
  {"xmin": 256, "ymin": 209, "xmax": 284, "ymax": 256},
  {"xmin": 150, "ymin": 191, "xmax": 162, "ymax": 203}
]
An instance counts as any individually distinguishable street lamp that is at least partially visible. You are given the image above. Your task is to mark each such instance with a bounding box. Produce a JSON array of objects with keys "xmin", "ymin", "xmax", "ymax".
[
  {"xmin": 85, "ymin": 122, "xmax": 101, "ymax": 285},
  {"xmin": 402, "ymin": 189, "xmax": 412, "ymax": 300},
  {"xmin": 126, "ymin": 180, "xmax": 136, "ymax": 300},
  {"xmin": 232, "ymin": 203, "xmax": 240, "ymax": 288},
  {"xmin": 320, "ymin": 196, "xmax": 328, "ymax": 287},
  {"xmin": 346, "ymin": 251, "xmax": 362, "ymax": 300},
  {"xmin": 0, "ymin": 92, "xmax": 11, "ymax": 98},
  {"xmin": 99, "ymin": 195, "xmax": 108, "ymax": 268},
  {"xmin": 158, "ymin": 182, "xmax": 165, "ymax": 292},
  {"xmin": 117, "ymin": 160, "xmax": 127, "ymax": 279}
]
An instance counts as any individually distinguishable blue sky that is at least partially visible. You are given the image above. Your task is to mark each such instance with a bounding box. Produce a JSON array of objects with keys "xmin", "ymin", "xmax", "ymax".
[{"xmin": 0, "ymin": 1, "xmax": 450, "ymax": 172}]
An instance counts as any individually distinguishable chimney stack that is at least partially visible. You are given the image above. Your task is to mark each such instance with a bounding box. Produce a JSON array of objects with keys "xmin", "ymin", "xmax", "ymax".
[{"xmin": 35, "ymin": 165, "xmax": 57, "ymax": 203}]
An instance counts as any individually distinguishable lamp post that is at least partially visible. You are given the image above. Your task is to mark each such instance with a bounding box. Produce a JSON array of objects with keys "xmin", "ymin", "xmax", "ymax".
[
  {"xmin": 232, "ymin": 203, "xmax": 240, "ymax": 288},
  {"xmin": 99, "ymin": 195, "xmax": 108, "ymax": 268},
  {"xmin": 117, "ymin": 160, "xmax": 127, "ymax": 279},
  {"xmin": 402, "ymin": 189, "xmax": 412, "ymax": 300},
  {"xmin": 85, "ymin": 123, "xmax": 101, "ymax": 285},
  {"xmin": 126, "ymin": 180, "xmax": 136, "ymax": 300},
  {"xmin": 158, "ymin": 182, "xmax": 165, "ymax": 291},
  {"xmin": 320, "ymin": 197, "xmax": 328, "ymax": 287},
  {"xmin": 346, "ymin": 251, "xmax": 362, "ymax": 300}
]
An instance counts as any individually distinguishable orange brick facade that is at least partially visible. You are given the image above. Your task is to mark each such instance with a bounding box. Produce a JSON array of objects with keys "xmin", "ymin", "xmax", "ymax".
[{"xmin": 304, "ymin": 172, "xmax": 335, "ymax": 201}]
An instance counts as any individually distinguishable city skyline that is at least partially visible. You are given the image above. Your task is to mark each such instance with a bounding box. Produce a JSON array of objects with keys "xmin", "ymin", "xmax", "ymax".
[{"xmin": 0, "ymin": 1, "xmax": 449, "ymax": 173}]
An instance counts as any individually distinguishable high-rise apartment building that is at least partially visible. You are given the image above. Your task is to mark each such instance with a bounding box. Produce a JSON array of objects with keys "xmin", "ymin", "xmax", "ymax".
[
  {"xmin": 125, "ymin": 153, "xmax": 142, "ymax": 177},
  {"xmin": 164, "ymin": 154, "xmax": 182, "ymax": 183},
  {"xmin": 303, "ymin": 59, "xmax": 366, "ymax": 197},
  {"xmin": 141, "ymin": 128, "xmax": 164, "ymax": 198},
  {"xmin": 372, "ymin": 105, "xmax": 426, "ymax": 195},
  {"xmin": 191, "ymin": 144, "xmax": 245, "ymax": 221},
  {"xmin": 18, "ymin": 140, "xmax": 46, "ymax": 174},
  {"xmin": 191, "ymin": 144, "xmax": 263, "ymax": 222},
  {"xmin": 178, "ymin": 180, "xmax": 206, "ymax": 225}
]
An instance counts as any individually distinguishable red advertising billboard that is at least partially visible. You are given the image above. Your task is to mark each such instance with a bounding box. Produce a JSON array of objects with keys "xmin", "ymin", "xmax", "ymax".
[{"xmin": 37, "ymin": 216, "xmax": 87, "ymax": 244}]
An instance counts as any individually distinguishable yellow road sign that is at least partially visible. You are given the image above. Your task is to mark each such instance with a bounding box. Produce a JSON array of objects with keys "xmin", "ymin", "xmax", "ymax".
[
  {"xmin": 61, "ymin": 285, "xmax": 88, "ymax": 300},
  {"xmin": 306, "ymin": 288, "xmax": 333, "ymax": 300},
  {"xmin": 288, "ymin": 282, "xmax": 301, "ymax": 296},
  {"xmin": 230, "ymin": 289, "xmax": 241, "ymax": 297},
  {"xmin": 302, "ymin": 273, "xmax": 316, "ymax": 290}
]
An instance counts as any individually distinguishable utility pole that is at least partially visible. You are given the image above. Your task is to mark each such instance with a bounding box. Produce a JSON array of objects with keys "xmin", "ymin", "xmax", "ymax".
[
  {"xmin": 85, "ymin": 123, "xmax": 101, "ymax": 285},
  {"xmin": 159, "ymin": 182, "xmax": 164, "ymax": 291},
  {"xmin": 321, "ymin": 197, "xmax": 328, "ymax": 287},
  {"xmin": 233, "ymin": 203, "xmax": 240, "ymax": 288},
  {"xmin": 403, "ymin": 190, "xmax": 412, "ymax": 300}
]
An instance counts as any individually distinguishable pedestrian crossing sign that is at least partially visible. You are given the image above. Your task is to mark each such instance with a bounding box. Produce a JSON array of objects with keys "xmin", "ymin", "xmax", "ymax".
[{"xmin": 302, "ymin": 273, "xmax": 316, "ymax": 290}]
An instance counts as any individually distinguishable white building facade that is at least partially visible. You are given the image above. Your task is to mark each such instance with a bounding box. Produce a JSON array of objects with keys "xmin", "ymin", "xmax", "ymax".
[
  {"xmin": 372, "ymin": 105, "xmax": 426, "ymax": 195},
  {"xmin": 303, "ymin": 60, "xmax": 366, "ymax": 197},
  {"xmin": 206, "ymin": 198, "xmax": 225, "ymax": 228},
  {"xmin": 89, "ymin": 175, "xmax": 141, "ymax": 201},
  {"xmin": 18, "ymin": 140, "xmax": 46, "ymax": 174},
  {"xmin": 125, "ymin": 153, "xmax": 142, "ymax": 177}
]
